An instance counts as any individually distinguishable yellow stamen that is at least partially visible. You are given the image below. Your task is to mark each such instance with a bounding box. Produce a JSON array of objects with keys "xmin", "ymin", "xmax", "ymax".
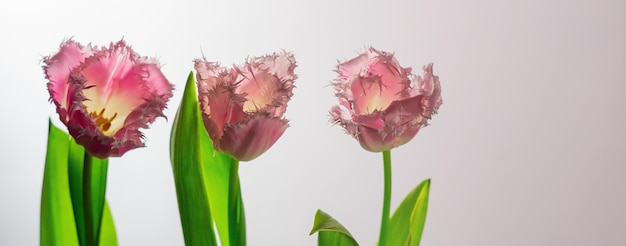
[{"xmin": 90, "ymin": 108, "xmax": 117, "ymax": 132}]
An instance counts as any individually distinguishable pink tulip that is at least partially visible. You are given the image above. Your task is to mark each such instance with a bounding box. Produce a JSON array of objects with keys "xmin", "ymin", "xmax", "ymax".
[
  {"xmin": 194, "ymin": 52, "xmax": 297, "ymax": 161},
  {"xmin": 44, "ymin": 39, "xmax": 174, "ymax": 158},
  {"xmin": 330, "ymin": 47, "xmax": 442, "ymax": 152}
]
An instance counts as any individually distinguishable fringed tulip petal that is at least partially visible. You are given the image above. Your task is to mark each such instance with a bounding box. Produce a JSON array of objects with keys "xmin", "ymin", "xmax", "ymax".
[
  {"xmin": 44, "ymin": 40, "xmax": 94, "ymax": 121},
  {"xmin": 331, "ymin": 47, "xmax": 442, "ymax": 152},
  {"xmin": 44, "ymin": 39, "xmax": 173, "ymax": 158},
  {"xmin": 195, "ymin": 51, "xmax": 297, "ymax": 161},
  {"xmin": 220, "ymin": 116, "xmax": 289, "ymax": 162}
]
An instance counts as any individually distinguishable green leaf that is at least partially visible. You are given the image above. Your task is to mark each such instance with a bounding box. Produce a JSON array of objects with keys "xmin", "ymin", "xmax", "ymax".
[
  {"xmin": 170, "ymin": 72, "xmax": 218, "ymax": 246},
  {"xmin": 99, "ymin": 202, "xmax": 118, "ymax": 246},
  {"xmin": 170, "ymin": 71, "xmax": 245, "ymax": 246},
  {"xmin": 68, "ymin": 136, "xmax": 115, "ymax": 245},
  {"xmin": 225, "ymin": 160, "xmax": 245, "ymax": 246},
  {"xmin": 195, "ymin": 99, "xmax": 242, "ymax": 246},
  {"xmin": 41, "ymin": 121, "xmax": 117, "ymax": 246},
  {"xmin": 68, "ymin": 140, "xmax": 110, "ymax": 246},
  {"xmin": 384, "ymin": 179, "xmax": 431, "ymax": 246},
  {"xmin": 83, "ymin": 153, "xmax": 109, "ymax": 245},
  {"xmin": 40, "ymin": 120, "xmax": 80, "ymax": 246},
  {"xmin": 310, "ymin": 209, "xmax": 359, "ymax": 246},
  {"xmin": 68, "ymin": 141, "xmax": 86, "ymax": 246}
]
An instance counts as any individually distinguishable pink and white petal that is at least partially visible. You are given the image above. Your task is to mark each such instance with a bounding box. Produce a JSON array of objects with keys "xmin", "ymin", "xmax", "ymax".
[
  {"xmin": 79, "ymin": 41, "xmax": 138, "ymax": 109},
  {"xmin": 141, "ymin": 63, "xmax": 173, "ymax": 97},
  {"xmin": 330, "ymin": 105, "xmax": 352, "ymax": 124},
  {"xmin": 383, "ymin": 95, "xmax": 425, "ymax": 127},
  {"xmin": 350, "ymin": 75, "xmax": 399, "ymax": 115},
  {"xmin": 121, "ymin": 91, "xmax": 170, "ymax": 131},
  {"xmin": 79, "ymin": 55, "xmax": 146, "ymax": 135},
  {"xmin": 416, "ymin": 63, "xmax": 435, "ymax": 93},
  {"xmin": 218, "ymin": 116, "xmax": 289, "ymax": 161},
  {"xmin": 356, "ymin": 125, "xmax": 391, "ymax": 152},
  {"xmin": 356, "ymin": 123, "xmax": 420, "ymax": 152},
  {"xmin": 382, "ymin": 125, "xmax": 420, "ymax": 150},
  {"xmin": 117, "ymin": 62, "xmax": 173, "ymax": 129},
  {"xmin": 260, "ymin": 51, "xmax": 297, "ymax": 83},
  {"xmin": 233, "ymin": 65, "xmax": 280, "ymax": 112},
  {"xmin": 194, "ymin": 59, "xmax": 222, "ymax": 90},
  {"xmin": 111, "ymin": 126, "xmax": 145, "ymax": 156},
  {"xmin": 415, "ymin": 63, "xmax": 442, "ymax": 118},
  {"xmin": 368, "ymin": 53, "xmax": 409, "ymax": 96},
  {"xmin": 197, "ymin": 69, "xmax": 230, "ymax": 118},
  {"xmin": 353, "ymin": 113, "xmax": 385, "ymax": 131},
  {"xmin": 336, "ymin": 52, "xmax": 369, "ymax": 81},
  {"xmin": 57, "ymin": 73, "xmax": 89, "ymax": 124},
  {"xmin": 45, "ymin": 40, "xmax": 94, "ymax": 110},
  {"xmin": 330, "ymin": 105, "xmax": 361, "ymax": 139},
  {"xmin": 202, "ymin": 84, "xmax": 246, "ymax": 141}
]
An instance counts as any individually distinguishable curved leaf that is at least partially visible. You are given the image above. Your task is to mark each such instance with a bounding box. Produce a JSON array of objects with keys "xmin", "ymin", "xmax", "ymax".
[
  {"xmin": 384, "ymin": 179, "xmax": 431, "ymax": 246},
  {"xmin": 170, "ymin": 72, "xmax": 218, "ymax": 246},
  {"xmin": 68, "ymin": 141, "xmax": 86, "ymax": 246},
  {"xmin": 170, "ymin": 71, "xmax": 245, "ymax": 246},
  {"xmin": 310, "ymin": 209, "xmax": 359, "ymax": 246},
  {"xmin": 40, "ymin": 121, "xmax": 80, "ymax": 246},
  {"xmin": 196, "ymin": 102, "xmax": 242, "ymax": 246}
]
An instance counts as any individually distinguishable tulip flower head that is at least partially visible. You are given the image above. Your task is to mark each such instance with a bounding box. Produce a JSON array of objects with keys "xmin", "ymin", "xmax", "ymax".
[
  {"xmin": 194, "ymin": 52, "xmax": 297, "ymax": 161},
  {"xmin": 330, "ymin": 47, "xmax": 442, "ymax": 152},
  {"xmin": 44, "ymin": 39, "xmax": 174, "ymax": 158}
]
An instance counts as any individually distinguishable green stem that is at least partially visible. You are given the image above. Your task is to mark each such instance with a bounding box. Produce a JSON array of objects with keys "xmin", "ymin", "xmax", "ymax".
[
  {"xmin": 83, "ymin": 153, "xmax": 108, "ymax": 246},
  {"xmin": 83, "ymin": 153, "xmax": 94, "ymax": 246},
  {"xmin": 379, "ymin": 150, "xmax": 392, "ymax": 246},
  {"xmin": 228, "ymin": 160, "xmax": 245, "ymax": 246}
]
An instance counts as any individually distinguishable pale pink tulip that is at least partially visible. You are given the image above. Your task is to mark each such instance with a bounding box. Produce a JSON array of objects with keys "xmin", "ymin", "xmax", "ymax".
[
  {"xmin": 194, "ymin": 52, "xmax": 297, "ymax": 161},
  {"xmin": 44, "ymin": 39, "xmax": 174, "ymax": 158},
  {"xmin": 330, "ymin": 47, "xmax": 442, "ymax": 152}
]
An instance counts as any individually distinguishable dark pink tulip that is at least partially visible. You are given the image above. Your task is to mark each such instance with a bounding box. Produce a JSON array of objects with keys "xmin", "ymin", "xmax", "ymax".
[{"xmin": 44, "ymin": 39, "xmax": 174, "ymax": 158}]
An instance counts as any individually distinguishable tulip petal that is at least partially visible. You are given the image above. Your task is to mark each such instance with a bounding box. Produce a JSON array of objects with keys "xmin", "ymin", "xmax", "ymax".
[
  {"xmin": 218, "ymin": 115, "xmax": 289, "ymax": 162},
  {"xmin": 44, "ymin": 40, "xmax": 94, "ymax": 122},
  {"xmin": 416, "ymin": 63, "xmax": 442, "ymax": 119},
  {"xmin": 201, "ymin": 83, "xmax": 247, "ymax": 143},
  {"xmin": 233, "ymin": 65, "xmax": 281, "ymax": 113}
]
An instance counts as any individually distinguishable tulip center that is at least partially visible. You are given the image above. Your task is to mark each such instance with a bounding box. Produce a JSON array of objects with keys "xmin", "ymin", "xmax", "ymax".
[
  {"xmin": 90, "ymin": 108, "xmax": 118, "ymax": 133},
  {"xmin": 237, "ymin": 70, "xmax": 277, "ymax": 113}
]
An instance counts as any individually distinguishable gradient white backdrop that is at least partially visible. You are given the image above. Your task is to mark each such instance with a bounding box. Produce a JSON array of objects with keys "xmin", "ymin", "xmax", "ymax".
[{"xmin": 1, "ymin": 0, "xmax": 625, "ymax": 245}]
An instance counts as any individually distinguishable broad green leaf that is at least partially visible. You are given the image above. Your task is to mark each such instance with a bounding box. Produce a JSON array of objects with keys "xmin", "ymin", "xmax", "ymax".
[
  {"xmin": 196, "ymin": 102, "xmax": 242, "ymax": 246},
  {"xmin": 99, "ymin": 202, "xmax": 118, "ymax": 246},
  {"xmin": 40, "ymin": 120, "xmax": 80, "ymax": 246},
  {"xmin": 310, "ymin": 209, "xmax": 359, "ymax": 246},
  {"xmin": 171, "ymin": 71, "xmax": 245, "ymax": 246},
  {"xmin": 384, "ymin": 179, "xmax": 431, "ymax": 246},
  {"xmin": 170, "ymin": 72, "xmax": 218, "ymax": 246},
  {"xmin": 202, "ymin": 151, "xmax": 244, "ymax": 246}
]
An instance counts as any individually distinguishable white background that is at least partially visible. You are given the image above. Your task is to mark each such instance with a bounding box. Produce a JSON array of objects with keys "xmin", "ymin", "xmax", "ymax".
[{"xmin": 1, "ymin": 0, "xmax": 625, "ymax": 245}]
